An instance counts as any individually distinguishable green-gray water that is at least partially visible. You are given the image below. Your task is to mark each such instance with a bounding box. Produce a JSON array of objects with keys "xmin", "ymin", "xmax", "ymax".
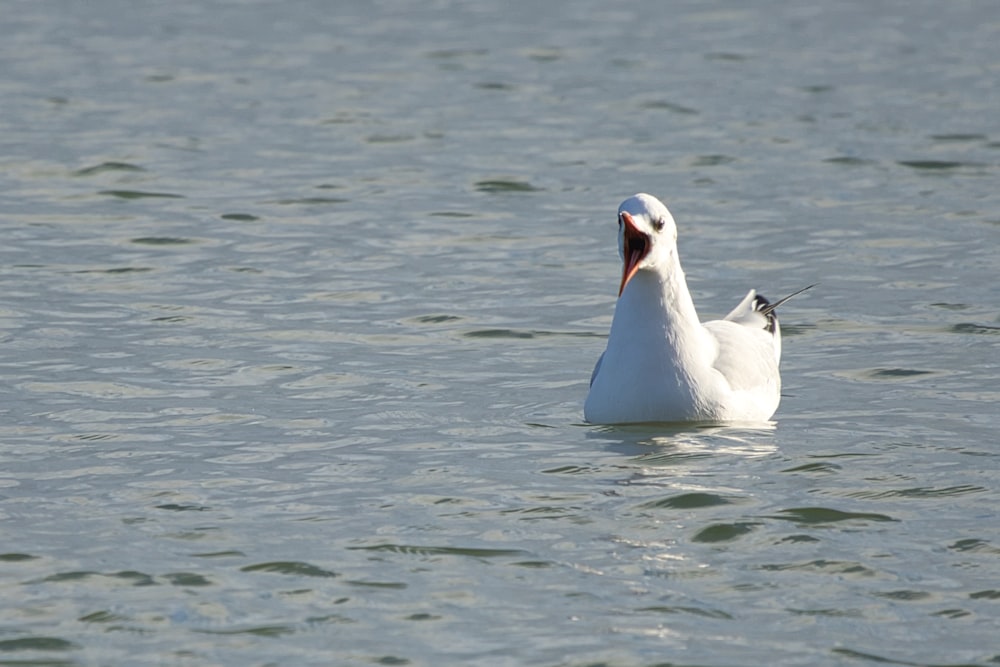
[{"xmin": 2, "ymin": 2, "xmax": 998, "ymax": 665}]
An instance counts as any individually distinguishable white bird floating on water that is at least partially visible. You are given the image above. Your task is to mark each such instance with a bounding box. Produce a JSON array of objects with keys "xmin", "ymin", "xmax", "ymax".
[{"xmin": 584, "ymin": 193, "xmax": 813, "ymax": 425}]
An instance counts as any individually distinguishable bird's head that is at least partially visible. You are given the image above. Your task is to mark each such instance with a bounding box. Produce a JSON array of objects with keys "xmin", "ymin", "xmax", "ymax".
[{"xmin": 616, "ymin": 193, "xmax": 678, "ymax": 296}]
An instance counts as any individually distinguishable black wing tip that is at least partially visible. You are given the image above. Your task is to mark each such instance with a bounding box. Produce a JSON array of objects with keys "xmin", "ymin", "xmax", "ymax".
[
  {"xmin": 751, "ymin": 294, "xmax": 778, "ymax": 333},
  {"xmin": 752, "ymin": 283, "xmax": 817, "ymax": 334}
]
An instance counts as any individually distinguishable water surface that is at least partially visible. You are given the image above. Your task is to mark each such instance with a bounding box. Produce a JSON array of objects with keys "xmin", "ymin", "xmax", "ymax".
[{"xmin": 1, "ymin": 1, "xmax": 999, "ymax": 665}]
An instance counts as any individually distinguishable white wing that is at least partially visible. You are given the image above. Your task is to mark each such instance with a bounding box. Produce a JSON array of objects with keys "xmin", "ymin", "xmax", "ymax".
[{"xmin": 704, "ymin": 318, "xmax": 779, "ymax": 393}]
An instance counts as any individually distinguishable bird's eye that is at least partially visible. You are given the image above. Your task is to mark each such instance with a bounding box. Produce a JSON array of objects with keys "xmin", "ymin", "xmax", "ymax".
[{"xmin": 652, "ymin": 218, "xmax": 665, "ymax": 232}]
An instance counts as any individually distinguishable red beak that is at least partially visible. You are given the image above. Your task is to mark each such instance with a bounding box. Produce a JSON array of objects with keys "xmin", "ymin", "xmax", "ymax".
[{"xmin": 618, "ymin": 211, "xmax": 650, "ymax": 296}]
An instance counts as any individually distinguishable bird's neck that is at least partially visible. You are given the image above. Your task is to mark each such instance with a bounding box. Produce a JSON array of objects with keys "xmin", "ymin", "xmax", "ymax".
[
  {"xmin": 610, "ymin": 256, "xmax": 709, "ymax": 362},
  {"xmin": 622, "ymin": 254, "xmax": 701, "ymax": 323}
]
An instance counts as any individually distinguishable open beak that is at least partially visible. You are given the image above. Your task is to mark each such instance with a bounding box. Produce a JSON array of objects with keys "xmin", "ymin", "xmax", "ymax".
[{"xmin": 618, "ymin": 211, "xmax": 650, "ymax": 296}]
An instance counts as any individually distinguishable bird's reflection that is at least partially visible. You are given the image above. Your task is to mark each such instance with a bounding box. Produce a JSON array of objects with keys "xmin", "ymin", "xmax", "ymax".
[{"xmin": 585, "ymin": 421, "xmax": 778, "ymax": 462}]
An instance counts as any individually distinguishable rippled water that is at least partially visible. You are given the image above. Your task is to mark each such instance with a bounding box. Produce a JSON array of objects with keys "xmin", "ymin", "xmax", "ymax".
[{"xmin": 2, "ymin": 2, "xmax": 999, "ymax": 666}]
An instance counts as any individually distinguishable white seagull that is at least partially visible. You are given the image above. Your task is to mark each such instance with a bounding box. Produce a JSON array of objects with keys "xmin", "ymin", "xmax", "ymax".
[{"xmin": 584, "ymin": 193, "xmax": 812, "ymax": 424}]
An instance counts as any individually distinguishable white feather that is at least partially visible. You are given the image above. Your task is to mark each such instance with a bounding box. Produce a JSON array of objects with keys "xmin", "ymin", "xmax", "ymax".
[{"xmin": 584, "ymin": 193, "xmax": 811, "ymax": 424}]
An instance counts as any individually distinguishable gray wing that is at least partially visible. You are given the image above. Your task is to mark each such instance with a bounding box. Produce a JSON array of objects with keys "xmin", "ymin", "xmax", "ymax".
[{"xmin": 589, "ymin": 351, "xmax": 605, "ymax": 387}]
